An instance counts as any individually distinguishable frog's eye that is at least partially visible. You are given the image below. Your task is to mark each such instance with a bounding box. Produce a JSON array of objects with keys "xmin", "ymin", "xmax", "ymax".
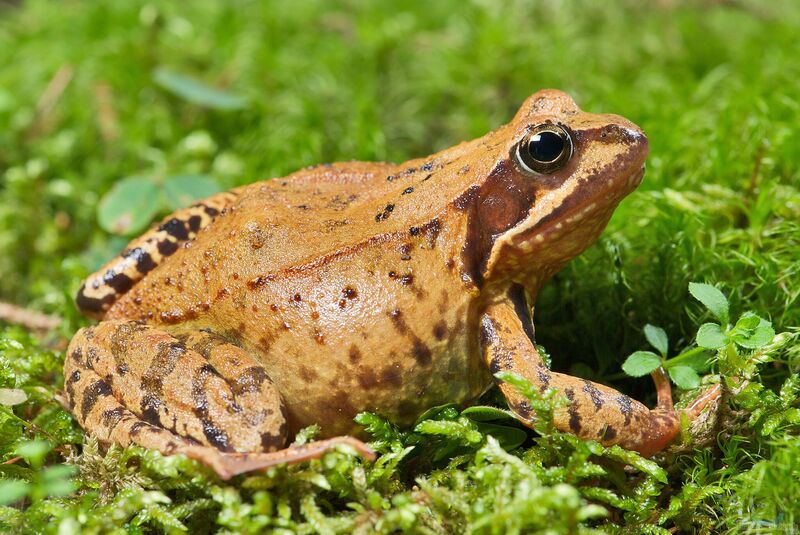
[{"xmin": 513, "ymin": 124, "xmax": 573, "ymax": 175}]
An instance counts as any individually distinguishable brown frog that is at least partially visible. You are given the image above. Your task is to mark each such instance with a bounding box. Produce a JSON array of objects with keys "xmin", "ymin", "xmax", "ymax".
[{"xmin": 65, "ymin": 90, "xmax": 718, "ymax": 479}]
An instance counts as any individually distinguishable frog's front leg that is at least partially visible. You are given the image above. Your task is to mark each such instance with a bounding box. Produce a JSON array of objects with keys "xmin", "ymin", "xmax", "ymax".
[
  {"xmin": 64, "ymin": 321, "xmax": 374, "ymax": 479},
  {"xmin": 480, "ymin": 297, "xmax": 718, "ymax": 457}
]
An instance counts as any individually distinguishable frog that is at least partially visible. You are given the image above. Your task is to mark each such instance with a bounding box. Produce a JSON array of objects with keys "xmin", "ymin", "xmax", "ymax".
[{"xmin": 64, "ymin": 90, "xmax": 719, "ymax": 479}]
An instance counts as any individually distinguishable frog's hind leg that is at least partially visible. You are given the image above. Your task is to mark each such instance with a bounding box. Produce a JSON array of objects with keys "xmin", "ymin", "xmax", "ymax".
[
  {"xmin": 76, "ymin": 189, "xmax": 242, "ymax": 319},
  {"xmin": 480, "ymin": 298, "xmax": 720, "ymax": 457},
  {"xmin": 64, "ymin": 321, "xmax": 374, "ymax": 479}
]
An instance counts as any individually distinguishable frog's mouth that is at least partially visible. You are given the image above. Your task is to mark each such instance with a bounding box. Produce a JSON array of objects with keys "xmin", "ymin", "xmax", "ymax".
[{"xmin": 524, "ymin": 163, "xmax": 646, "ymax": 243}]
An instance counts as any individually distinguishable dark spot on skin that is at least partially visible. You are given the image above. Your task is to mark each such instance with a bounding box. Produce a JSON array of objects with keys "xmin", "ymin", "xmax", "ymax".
[
  {"xmin": 141, "ymin": 342, "xmax": 184, "ymax": 397},
  {"xmin": 568, "ymin": 405, "xmax": 582, "ymax": 433},
  {"xmin": 409, "ymin": 226, "xmax": 420, "ymax": 236},
  {"xmin": 420, "ymin": 218, "xmax": 441, "ymax": 242},
  {"xmin": 117, "ymin": 363, "xmax": 129, "ymax": 376},
  {"xmin": 159, "ymin": 218, "xmax": 189, "ymax": 241},
  {"xmin": 489, "ymin": 356, "xmax": 502, "ymax": 374},
  {"xmin": 348, "ymin": 345, "xmax": 362, "ymax": 363},
  {"xmin": 292, "ymin": 293, "xmax": 302, "ymax": 302},
  {"xmin": 375, "ymin": 203, "xmax": 395, "ymax": 222},
  {"xmin": 516, "ymin": 401, "xmax": 533, "ymax": 419},
  {"xmin": 402, "ymin": 187, "xmax": 414, "ymax": 195},
  {"xmin": 247, "ymin": 274, "xmax": 276, "ymax": 290},
  {"xmin": 103, "ymin": 270, "xmax": 134, "ymax": 294},
  {"xmin": 123, "ymin": 247, "xmax": 157, "ymax": 274},
  {"xmin": 582, "ymin": 380, "xmax": 604, "ymax": 411},
  {"xmin": 232, "ymin": 367, "xmax": 268, "ymax": 395},
  {"xmin": 65, "ymin": 369, "xmax": 81, "ymax": 399},
  {"xmin": 536, "ymin": 365, "xmax": 551, "ymax": 391},
  {"xmin": 215, "ymin": 288, "xmax": 230, "ymax": 301},
  {"xmin": 432, "ymin": 320, "xmax": 448, "ymax": 340},
  {"xmin": 343, "ymin": 287, "xmax": 358, "ymax": 300},
  {"xmin": 420, "ymin": 162, "xmax": 434, "ymax": 172},
  {"xmin": 201, "ymin": 420, "xmax": 231, "ymax": 451},
  {"xmin": 191, "ymin": 362, "xmax": 233, "ymax": 452},
  {"xmin": 616, "ymin": 395, "xmax": 633, "ymax": 425},
  {"xmin": 75, "ymin": 286, "xmax": 115, "ymax": 315},
  {"xmin": 129, "ymin": 421, "xmax": 147, "ymax": 437},
  {"xmin": 204, "ymin": 205, "xmax": 219, "ymax": 217},
  {"xmin": 412, "ymin": 341, "xmax": 432, "ymax": 366},
  {"xmin": 157, "ymin": 239, "xmax": 179, "ymax": 257},
  {"xmin": 80, "ymin": 379, "xmax": 112, "ymax": 418},
  {"xmin": 299, "ymin": 365, "xmax": 318, "ymax": 382},
  {"xmin": 100, "ymin": 407, "xmax": 125, "ymax": 430},
  {"xmin": 386, "ymin": 174, "xmax": 397, "ymax": 182},
  {"xmin": 261, "ymin": 428, "xmax": 285, "ymax": 450},
  {"xmin": 314, "ymin": 330, "xmax": 325, "ymax": 344},
  {"xmin": 71, "ymin": 347, "xmax": 82, "ymax": 362},
  {"xmin": 380, "ymin": 367, "xmax": 402, "ymax": 387},
  {"xmin": 389, "ymin": 309, "xmax": 407, "ymax": 335},
  {"xmin": 140, "ymin": 394, "xmax": 163, "ymax": 426},
  {"xmin": 400, "ymin": 274, "xmax": 414, "ymax": 285},
  {"xmin": 508, "ymin": 284, "xmax": 535, "ymax": 344},
  {"xmin": 358, "ymin": 368, "xmax": 378, "ymax": 389},
  {"xmin": 600, "ymin": 425, "xmax": 617, "ymax": 441},
  {"xmin": 187, "ymin": 215, "xmax": 202, "ymax": 232}
]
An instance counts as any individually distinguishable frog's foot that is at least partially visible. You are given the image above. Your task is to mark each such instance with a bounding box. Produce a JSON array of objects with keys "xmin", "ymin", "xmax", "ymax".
[
  {"xmin": 63, "ymin": 321, "xmax": 372, "ymax": 478},
  {"xmin": 481, "ymin": 298, "xmax": 720, "ymax": 457}
]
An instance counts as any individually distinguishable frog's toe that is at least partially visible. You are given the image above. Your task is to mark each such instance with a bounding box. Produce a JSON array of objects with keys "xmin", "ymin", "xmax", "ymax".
[{"xmin": 182, "ymin": 436, "xmax": 377, "ymax": 480}]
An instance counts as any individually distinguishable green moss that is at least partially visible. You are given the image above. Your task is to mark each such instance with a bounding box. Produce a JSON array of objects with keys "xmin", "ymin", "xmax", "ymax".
[{"xmin": 1, "ymin": 0, "xmax": 799, "ymax": 532}]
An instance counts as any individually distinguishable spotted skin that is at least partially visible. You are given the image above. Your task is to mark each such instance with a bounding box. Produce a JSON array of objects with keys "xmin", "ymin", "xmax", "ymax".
[
  {"xmin": 76, "ymin": 190, "xmax": 242, "ymax": 319},
  {"xmin": 65, "ymin": 321, "xmax": 374, "ymax": 478},
  {"xmin": 66, "ymin": 90, "xmax": 720, "ymax": 478}
]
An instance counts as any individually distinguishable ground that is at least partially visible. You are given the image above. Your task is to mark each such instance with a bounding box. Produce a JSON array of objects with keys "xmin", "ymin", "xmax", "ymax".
[{"xmin": 1, "ymin": 0, "xmax": 799, "ymax": 533}]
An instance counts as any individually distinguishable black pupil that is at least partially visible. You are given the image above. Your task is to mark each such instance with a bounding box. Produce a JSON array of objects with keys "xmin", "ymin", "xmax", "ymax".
[{"xmin": 528, "ymin": 130, "xmax": 565, "ymax": 162}]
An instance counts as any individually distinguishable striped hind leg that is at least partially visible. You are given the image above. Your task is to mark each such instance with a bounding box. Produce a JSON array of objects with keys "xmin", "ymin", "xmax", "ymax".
[
  {"xmin": 76, "ymin": 188, "xmax": 242, "ymax": 319},
  {"xmin": 64, "ymin": 321, "xmax": 374, "ymax": 479}
]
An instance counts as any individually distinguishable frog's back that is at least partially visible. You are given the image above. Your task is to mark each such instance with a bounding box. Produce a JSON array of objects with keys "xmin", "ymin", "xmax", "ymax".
[{"xmin": 104, "ymin": 136, "xmax": 497, "ymax": 325}]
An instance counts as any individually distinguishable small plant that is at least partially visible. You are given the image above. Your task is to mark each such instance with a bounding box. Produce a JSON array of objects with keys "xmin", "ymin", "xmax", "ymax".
[{"xmin": 622, "ymin": 282, "xmax": 776, "ymax": 388}]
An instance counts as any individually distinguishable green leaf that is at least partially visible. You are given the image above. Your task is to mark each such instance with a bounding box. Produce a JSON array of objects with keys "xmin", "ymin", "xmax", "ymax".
[
  {"xmin": 462, "ymin": 405, "xmax": 516, "ymax": 422},
  {"xmin": 676, "ymin": 351, "xmax": 712, "ymax": 372},
  {"xmin": 688, "ymin": 282, "xmax": 729, "ymax": 325},
  {"xmin": 0, "ymin": 479, "xmax": 29, "ymax": 506},
  {"xmin": 474, "ymin": 422, "xmax": 528, "ymax": 451},
  {"xmin": 162, "ymin": 174, "xmax": 221, "ymax": 211},
  {"xmin": 643, "ymin": 324, "xmax": 669, "ymax": 356},
  {"xmin": 733, "ymin": 314, "xmax": 775, "ymax": 349},
  {"xmin": 98, "ymin": 176, "xmax": 161, "ymax": 235},
  {"xmin": 696, "ymin": 323, "xmax": 727, "ymax": 349},
  {"xmin": 668, "ymin": 366, "xmax": 701, "ymax": 389},
  {"xmin": 153, "ymin": 68, "xmax": 248, "ymax": 110},
  {"xmin": 14, "ymin": 439, "xmax": 51, "ymax": 469},
  {"xmin": 0, "ymin": 388, "xmax": 27, "ymax": 406},
  {"xmin": 621, "ymin": 351, "xmax": 662, "ymax": 377},
  {"xmin": 734, "ymin": 312, "xmax": 760, "ymax": 330}
]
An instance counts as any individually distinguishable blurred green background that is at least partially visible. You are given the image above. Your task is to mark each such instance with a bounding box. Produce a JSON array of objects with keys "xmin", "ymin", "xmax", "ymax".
[{"xmin": 1, "ymin": 0, "xmax": 799, "ymax": 532}]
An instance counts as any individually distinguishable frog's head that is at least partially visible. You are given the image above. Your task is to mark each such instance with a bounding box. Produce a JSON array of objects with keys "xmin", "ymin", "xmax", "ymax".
[{"xmin": 473, "ymin": 89, "xmax": 648, "ymax": 291}]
